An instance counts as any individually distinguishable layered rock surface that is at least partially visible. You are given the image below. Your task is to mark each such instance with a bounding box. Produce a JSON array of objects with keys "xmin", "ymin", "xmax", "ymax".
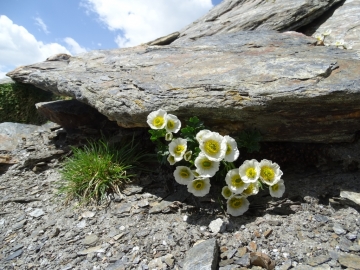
[
  {"xmin": 174, "ymin": 0, "xmax": 344, "ymax": 43},
  {"xmin": 7, "ymin": 30, "xmax": 360, "ymax": 143}
]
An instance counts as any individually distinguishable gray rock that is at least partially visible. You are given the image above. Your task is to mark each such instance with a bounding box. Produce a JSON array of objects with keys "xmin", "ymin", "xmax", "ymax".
[
  {"xmin": 338, "ymin": 253, "xmax": 360, "ymax": 269},
  {"xmin": 234, "ymin": 253, "xmax": 250, "ymax": 267},
  {"xmin": 307, "ymin": 0, "xmax": 360, "ymax": 53},
  {"xmin": 83, "ymin": 234, "xmax": 98, "ymax": 246},
  {"xmin": 28, "ymin": 208, "xmax": 45, "ymax": 218},
  {"xmin": 149, "ymin": 186, "xmax": 189, "ymax": 214},
  {"xmin": 5, "ymin": 249, "xmax": 23, "ymax": 261},
  {"xmin": 175, "ymin": 0, "xmax": 343, "ymax": 43},
  {"xmin": 209, "ymin": 218, "xmax": 227, "ymax": 234},
  {"xmin": 340, "ymin": 190, "xmax": 360, "ymax": 206},
  {"xmin": 306, "ymin": 255, "xmax": 331, "ymax": 266},
  {"xmin": 183, "ymin": 238, "xmax": 219, "ymax": 270},
  {"xmin": 7, "ymin": 31, "xmax": 360, "ymax": 143},
  {"xmin": 333, "ymin": 223, "xmax": 346, "ymax": 235}
]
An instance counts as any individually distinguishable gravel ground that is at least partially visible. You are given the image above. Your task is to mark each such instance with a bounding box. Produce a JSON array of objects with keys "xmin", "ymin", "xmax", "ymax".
[{"xmin": 0, "ymin": 124, "xmax": 359, "ymax": 270}]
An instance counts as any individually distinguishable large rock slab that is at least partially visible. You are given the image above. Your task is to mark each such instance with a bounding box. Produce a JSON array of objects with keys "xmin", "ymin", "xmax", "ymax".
[
  {"xmin": 174, "ymin": 0, "xmax": 343, "ymax": 43},
  {"xmin": 6, "ymin": 30, "xmax": 360, "ymax": 143}
]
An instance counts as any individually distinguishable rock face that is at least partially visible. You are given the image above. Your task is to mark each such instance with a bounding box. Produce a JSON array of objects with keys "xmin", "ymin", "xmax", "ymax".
[
  {"xmin": 306, "ymin": 0, "xmax": 360, "ymax": 52},
  {"xmin": 7, "ymin": 30, "xmax": 360, "ymax": 143},
  {"xmin": 174, "ymin": 0, "xmax": 344, "ymax": 43}
]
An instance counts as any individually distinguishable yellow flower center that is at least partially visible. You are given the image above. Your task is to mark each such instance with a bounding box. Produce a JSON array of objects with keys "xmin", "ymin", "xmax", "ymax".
[
  {"xmin": 168, "ymin": 156, "xmax": 175, "ymax": 163},
  {"xmin": 167, "ymin": 120, "xmax": 175, "ymax": 130},
  {"xmin": 180, "ymin": 168, "xmax": 190, "ymax": 179},
  {"xmin": 245, "ymin": 167, "xmax": 257, "ymax": 179},
  {"xmin": 260, "ymin": 166, "xmax": 275, "ymax": 182},
  {"xmin": 201, "ymin": 160, "xmax": 212, "ymax": 168},
  {"xmin": 153, "ymin": 116, "xmax": 164, "ymax": 128},
  {"xmin": 223, "ymin": 187, "xmax": 232, "ymax": 198},
  {"xmin": 231, "ymin": 175, "xmax": 244, "ymax": 188},
  {"xmin": 204, "ymin": 139, "xmax": 220, "ymax": 155},
  {"xmin": 192, "ymin": 180, "xmax": 205, "ymax": 190},
  {"xmin": 229, "ymin": 196, "xmax": 243, "ymax": 209},
  {"xmin": 226, "ymin": 143, "xmax": 231, "ymax": 155},
  {"xmin": 272, "ymin": 183, "xmax": 279, "ymax": 191},
  {"xmin": 243, "ymin": 183, "xmax": 255, "ymax": 196},
  {"xmin": 174, "ymin": 145, "xmax": 185, "ymax": 156}
]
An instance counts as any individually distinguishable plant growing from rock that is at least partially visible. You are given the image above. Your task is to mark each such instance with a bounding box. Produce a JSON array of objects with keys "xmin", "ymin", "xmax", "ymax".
[
  {"xmin": 59, "ymin": 137, "xmax": 151, "ymax": 205},
  {"xmin": 148, "ymin": 109, "xmax": 285, "ymax": 216}
]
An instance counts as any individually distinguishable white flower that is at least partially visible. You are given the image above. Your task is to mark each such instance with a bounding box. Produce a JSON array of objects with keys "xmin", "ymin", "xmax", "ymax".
[
  {"xmin": 187, "ymin": 178, "xmax": 211, "ymax": 197},
  {"xmin": 223, "ymin": 135, "xmax": 240, "ymax": 162},
  {"xmin": 168, "ymin": 138, "xmax": 187, "ymax": 162},
  {"xmin": 199, "ymin": 132, "xmax": 227, "ymax": 161},
  {"xmin": 184, "ymin": 151, "xmax": 192, "ymax": 161},
  {"xmin": 226, "ymin": 195, "xmax": 249, "ymax": 216},
  {"xmin": 196, "ymin": 129, "xmax": 211, "ymax": 143},
  {"xmin": 269, "ymin": 179, "xmax": 285, "ymax": 198},
  {"xmin": 334, "ymin": 39, "xmax": 345, "ymax": 47},
  {"xmin": 259, "ymin": 159, "xmax": 283, "ymax": 186},
  {"xmin": 167, "ymin": 155, "xmax": 176, "ymax": 165},
  {"xmin": 194, "ymin": 152, "xmax": 220, "ymax": 177},
  {"xmin": 173, "ymin": 166, "xmax": 194, "ymax": 185},
  {"xmin": 165, "ymin": 114, "xmax": 181, "ymax": 133},
  {"xmin": 225, "ymin": 169, "xmax": 250, "ymax": 194},
  {"xmin": 242, "ymin": 181, "xmax": 260, "ymax": 197},
  {"xmin": 314, "ymin": 33, "xmax": 324, "ymax": 42},
  {"xmin": 147, "ymin": 109, "xmax": 167, "ymax": 129},
  {"xmin": 165, "ymin": 132, "xmax": 173, "ymax": 141},
  {"xmin": 221, "ymin": 186, "xmax": 233, "ymax": 199},
  {"xmin": 323, "ymin": 29, "xmax": 332, "ymax": 36},
  {"xmin": 238, "ymin": 159, "xmax": 260, "ymax": 183}
]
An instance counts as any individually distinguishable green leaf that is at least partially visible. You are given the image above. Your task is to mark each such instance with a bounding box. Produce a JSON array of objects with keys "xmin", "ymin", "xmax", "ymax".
[{"xmin": 236, "ymin": 129, "xmax": 262, "ymax": 153}]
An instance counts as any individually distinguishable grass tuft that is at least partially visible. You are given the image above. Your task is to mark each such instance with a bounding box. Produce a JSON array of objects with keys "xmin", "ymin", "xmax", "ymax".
[{"xmin": 58, "ymin": 136, "xmax": 152, "ymax": 205}]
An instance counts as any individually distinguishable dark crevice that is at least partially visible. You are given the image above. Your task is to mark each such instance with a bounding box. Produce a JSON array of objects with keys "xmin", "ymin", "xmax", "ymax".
[{"xmin": 297, "ymin": 0, "xmax": 347, "ymax": 36}]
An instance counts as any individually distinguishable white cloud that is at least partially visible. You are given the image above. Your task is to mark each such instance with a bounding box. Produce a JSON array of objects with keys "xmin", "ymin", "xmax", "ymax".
[
  {"xmin": 64, "ymin": 37, "xmax": 87, "ymax": 55},
  {"xmin": 34, "ymin": 17, "xmax": 50, "ymax": 34},
  {"xmin": 83, "ymin": 0, "xmax": 213, "ymax": 47},
  {"xmin": 0, "ymin": 15, "xmax": 70, "ymax": 79}
]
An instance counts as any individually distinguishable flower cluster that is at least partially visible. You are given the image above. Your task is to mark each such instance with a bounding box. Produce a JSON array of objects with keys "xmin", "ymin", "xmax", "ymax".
[
  {"xmin": 147, "ymin": 109, "xmax": 285, "ymax": 216},
  {"xmin": 314, "ymin": 29, "xmax": 353, "ymax": 49}
]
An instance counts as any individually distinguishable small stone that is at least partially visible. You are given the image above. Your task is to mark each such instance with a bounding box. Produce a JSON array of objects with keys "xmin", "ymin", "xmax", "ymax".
[
  {"xmin": 122, "ymin": 185, "xmax": 143, "ymax": 195},
  {"xmin": 234, "ymin": 253, "xmax": 250, "ymax": 267},
  {"xmin": 306, "ymin": 254, "xmax": 331, "ymax": 266},
  {"xmin": 250, "ymin": 252, "xmax": 275, "ymax": 270},
  {"xmin": 333, "ymin": 223, "xmax": 346, "ymax": 235},
  {"xmin": 28, "ymin": 208, "xmax": 45, "ymax": 218},
  {"xmin": 138, "ymin": 199, "xmax": 149, "ymax": 208},
  {"xmin": 248, "ymin": 241, "xmax": 257, "ymax": 252},
  {"xmin": 162, "ymin": 254, "xmax": 175, "ymax": 268},
  {"xmin": 314, "ymin": 214, "xmax": 329, "ymax": 223},
  {"xmin": 5, "ymin": 249, "xmax": 23, "ymax": 261},
  {"xmin": 346, "ymin": 231, "xmax": 358, "ymax": 240},
  {"xmin": 209, "ymin": 218, "xmax": 226, "ymax": 234},
  {"xmin": 350, "ymin": 244, "xmax": 360, "ymax": 252},
  {"xmin": 148, "ymin": 257, "xmax": 165, "ymax": 269},
  {"xmin": 237, "ymin": 247, "xmax": 247, "ymax": 257},
  {"xmin": 338, "ymin": 253, "xmax": 360, "ymax": 269},
  {"xmin": 76, "ymin": 219, "xmax": 86, "ymax": 228},
  {"xmin": 83, "ymin": 234, "xmax": 99, "ymax": 246},
  {"xmin": 279, "ymin": 259, "xmax": 292, "ymax": 270},
  {"xmin": 219, "ymin": 259, "xmax": 234, "ymax": 267},
  {"xmin": 77, "ymin": 245, "xmax": 105, "ymax": 256},
  {"xmin": 81, "ymin": 211, "xmax": 96, "ymax": 218},
  {"xmin": 183, "ymin": 238, "xmax": 218, "ymax": 270},
  {"xmin": 263, "ymin": 229, "xmax": 273, "ymax": 238},
  {"xmin": 254, "ymin": 230, "xmax": 261, "ymax": 238}
]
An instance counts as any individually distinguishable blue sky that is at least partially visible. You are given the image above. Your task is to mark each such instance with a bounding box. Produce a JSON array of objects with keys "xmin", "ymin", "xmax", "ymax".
[{"xmin": 0, "ymin": 0, "xmax": 222, "ymax": 79}]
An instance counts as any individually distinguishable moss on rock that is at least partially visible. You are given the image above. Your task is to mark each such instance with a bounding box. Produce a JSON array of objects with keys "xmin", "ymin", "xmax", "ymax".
[{"xmin": 0, "ymin": 79, "xmax": 57, "ymax": 124}]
